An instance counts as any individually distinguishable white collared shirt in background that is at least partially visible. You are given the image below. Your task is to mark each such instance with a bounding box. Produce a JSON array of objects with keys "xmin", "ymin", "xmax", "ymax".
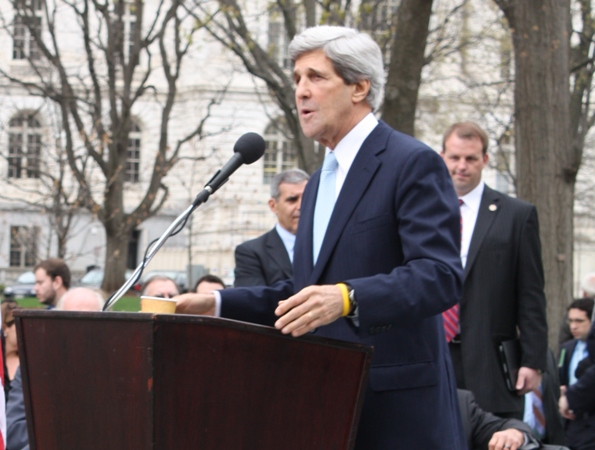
[
  {"xmin": 275, "ymin": 222, "xmax": 296, "ymax": 263},
  {"xmin": 459, "ymin": 181, "xmax": 485, "ymax": 268}
]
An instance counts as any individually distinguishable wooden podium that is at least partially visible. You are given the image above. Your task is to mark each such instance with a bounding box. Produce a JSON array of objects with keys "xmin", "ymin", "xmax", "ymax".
[{"xmin": 15, "ymin": 310, "xmax": 373, "ymax": 450}]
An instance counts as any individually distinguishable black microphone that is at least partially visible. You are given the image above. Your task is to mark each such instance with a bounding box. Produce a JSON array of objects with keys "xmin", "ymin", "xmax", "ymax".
[{"xmin": 192, "ymin": 132, "xmax": 266, "ymax": 207}]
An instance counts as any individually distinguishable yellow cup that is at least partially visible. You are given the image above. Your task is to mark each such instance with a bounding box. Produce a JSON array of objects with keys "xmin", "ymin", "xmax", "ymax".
[{"xmin": 140, "ymin": 296, "xmax": 177, "ymax": 314}]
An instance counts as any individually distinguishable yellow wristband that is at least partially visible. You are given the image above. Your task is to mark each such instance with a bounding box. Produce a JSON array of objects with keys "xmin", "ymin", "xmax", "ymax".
[{"xmin": 337, "ymin": 283, "xmax": 350, "ymax": 317}]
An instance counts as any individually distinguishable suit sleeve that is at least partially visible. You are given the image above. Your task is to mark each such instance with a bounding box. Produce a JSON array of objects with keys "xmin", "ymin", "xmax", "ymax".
[
  {"xmin": 465, "ymin": 390, "xmax": 536, "ymax": 449},
  {"xmin": 566, "ymin": 363, "xmax": 595, "ymax": 416},
  {"xmin": 516, "ymin": 206, "xmax": 548, "ymax": 371},
  {"xmin": 7, "ymin": 366, "xmax": 30, "ymax": 450},
  {"xmin": 234, "ymin": 242, "xmax": 267, "ymax": 287},
  {"xmin": 566, "ymin": 321, "xmax": 595, "ymax": 415}
]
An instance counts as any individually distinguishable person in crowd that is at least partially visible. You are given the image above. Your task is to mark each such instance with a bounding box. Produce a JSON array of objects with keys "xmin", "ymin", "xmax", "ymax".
[
  {"xmin": 522, "ymin": 350, "xmax": 566, "ymax": 446},
  {"xmin": 1, "ymin": 300, "xmax": 22, "ymax": 398},
  {"xmin": 458, "ymin": 389, "xmax": 542, "ymax": 450},
  {"xmin": 140, "ymin": 275, "xmax": 180, "ymax": 299},
  {"xmin": 559, "ymin": 275, "xmax": 595, "ymax": 346},
  {"xmin": 440, "ymin": 121, "xmax": 548, "ymax": 419},
  {"xmin": 55, "ymin": 287, "xmax": 105, "ymax": 311},
  {"xmin": 559, "ymin": 298, "xmax": 594, "ymax": 387},
  {"xmin": 175, "ymin": 26, "xmax": 465, "ymax": 449},
  {"xmin": 581, "ymin": 273, "xmax": 595, "ymax": 298},
  {"xmin": 194, "ymin": 274, "xmax": 225, "ymax": 294},
  {"xmin": 6, "ymin": 287, "xmax": 104, "ymax": 450},
  {"xmin": 234, "ymin": 169, "xmax": 309, "ymax": 287},
  {"xmin": 33, "ymin": 258, "xmax": 71, "ymax": 308},
  {"xmin": 558, "ymin": 314, "xmax": 595, "ymax": 450}
]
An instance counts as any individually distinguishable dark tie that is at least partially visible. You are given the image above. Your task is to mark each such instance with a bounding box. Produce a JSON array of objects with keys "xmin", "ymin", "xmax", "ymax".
[{"xmin": 443, "ymin": 199, "xmax": 463, "ymax": 342}]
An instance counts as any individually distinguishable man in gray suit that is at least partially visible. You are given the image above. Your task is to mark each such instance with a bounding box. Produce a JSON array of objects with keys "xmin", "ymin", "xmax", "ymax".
[
  {"xmin": 440, "ymin": 121, "xmax": 548, "ymax": 419},
  {"xmin": 234, "ymin": 169, "xmax": 309, "ymax": 287}
]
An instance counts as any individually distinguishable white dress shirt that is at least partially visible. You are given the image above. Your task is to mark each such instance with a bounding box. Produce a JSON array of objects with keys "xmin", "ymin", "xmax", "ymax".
[
  {"xmin": 328, "ymin": 112, "xmax": 378, "ymax": 198},
  {"xmin": 569, "ymin": 339, "xmax": 588, "ymax": 385},
  {"xmin": 275, "ymin": 223, "xmax": 296, "ymax": 263},
  {"xmin": 459, "ymin": 181, "xmax": 485, "ymax": 268}
]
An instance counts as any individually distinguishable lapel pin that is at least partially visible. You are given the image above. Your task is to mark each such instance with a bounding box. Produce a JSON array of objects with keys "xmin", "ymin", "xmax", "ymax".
[{"xmin": 488, "ymin": 204, "xmax": 497, "ymax": 212}]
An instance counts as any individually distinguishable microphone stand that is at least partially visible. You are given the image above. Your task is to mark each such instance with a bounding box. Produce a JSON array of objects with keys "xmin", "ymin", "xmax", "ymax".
[
  {"xmin": 103, "ymin": 186, "xmax": 216, "ymax": 311},
  {"xmin": 102, "ymin": 131, "xmax": 265, "ymax": 311}
]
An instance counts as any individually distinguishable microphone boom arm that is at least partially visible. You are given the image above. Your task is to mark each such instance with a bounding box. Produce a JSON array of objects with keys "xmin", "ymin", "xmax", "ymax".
[{"xmin": 103, "ymin": 204, "xmax": 195, "ymax": 310}]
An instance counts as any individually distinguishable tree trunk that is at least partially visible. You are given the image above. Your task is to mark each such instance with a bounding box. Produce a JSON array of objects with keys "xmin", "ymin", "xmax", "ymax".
[
  {"xmin": 103, "ymin": 230, "xmax": 130, "ymax": 294},
  {"xmin": 497, "ymin": 0, "xmax": 573, "ymax": 354},
  {"xmin": 382, "ymin": 0, "xmax": 433, "ymax": 136}
]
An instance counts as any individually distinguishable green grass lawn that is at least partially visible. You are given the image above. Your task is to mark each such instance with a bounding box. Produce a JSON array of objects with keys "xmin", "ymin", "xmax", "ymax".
[{"xmin": 16, "ymin": 295, "xmax": 141, "ymax": 312}]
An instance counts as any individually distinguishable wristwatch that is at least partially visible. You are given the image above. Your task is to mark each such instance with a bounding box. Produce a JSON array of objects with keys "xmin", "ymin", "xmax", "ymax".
[{"xmin": 346, "ymin": 284, "xmax": 358, "ymax": 317}]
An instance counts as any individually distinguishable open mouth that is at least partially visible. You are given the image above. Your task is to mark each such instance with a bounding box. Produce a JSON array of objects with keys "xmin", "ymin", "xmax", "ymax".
[{"xmin": 301, "ymin": 108, "xmax": 314, "ymax": 118}]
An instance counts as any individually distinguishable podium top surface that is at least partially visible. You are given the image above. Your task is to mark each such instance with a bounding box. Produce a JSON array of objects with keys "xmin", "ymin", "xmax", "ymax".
[{"xmin": 14, "ymin": 309, "xmax": 373, "ymax": 355}]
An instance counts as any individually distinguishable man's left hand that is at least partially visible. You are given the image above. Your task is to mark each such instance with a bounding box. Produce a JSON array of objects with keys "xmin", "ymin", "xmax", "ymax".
[
  {"xmin": 274, "ymin": 285, "xmax": 344, "ymax": 337},
  {"xmin": 559, "ymin": 386, "xmax": 576, "ymax": 420},
  {"xmin": 488, "ymin": 428, "xmax": 525, "ymax": 450},
  {"xmin": 515, "ymin": 367, "xmax": 542, "ymax": 395}
]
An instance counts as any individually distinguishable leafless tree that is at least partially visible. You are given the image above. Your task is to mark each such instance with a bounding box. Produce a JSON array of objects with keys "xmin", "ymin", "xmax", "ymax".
[
  {"xmin": 0, "ymin": 0, "xmax": 226, "ymax": 291},
  {"xmin": 493, "ymin": 0, "xmax": 595, "ymax": 350}
]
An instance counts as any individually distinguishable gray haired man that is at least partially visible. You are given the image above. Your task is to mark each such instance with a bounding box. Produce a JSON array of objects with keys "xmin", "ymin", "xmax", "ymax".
[{"xmin": 234, "ymin": 169, "xmax": 309, "ymax": 287}]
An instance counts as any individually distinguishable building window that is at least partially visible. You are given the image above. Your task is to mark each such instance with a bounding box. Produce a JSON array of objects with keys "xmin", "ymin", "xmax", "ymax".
[
  {"xmin": 263, "ymin": 120, "xmax": 297, "ymax": 183},
  {"xmin": 8, "ymin": 113, "xmax": 42, "ymax": 179},
  {"xmin": 267, "ymin": 10, "xmax": 292, "ymax": 69},
  {"xmin": 125, "ymin": 122, "xmax": 141, "ymax": 183},
  {"xmin": 113, "ymin": 0, "xmax": 138, "ymax": 64},
  {"xmin": 359, "ymin": 0, "xmax": 400, "ymax": 56},
  {"xmin": 13, "ymin": 0, "xmax": 43, "ymax": 60},
  {"xmin": 10, "ymin": 225, "xmax": 38, "ymax": 267},
  {"xmin": 124, "ymin": 2, "xmax": 137, "ymax": 63}
]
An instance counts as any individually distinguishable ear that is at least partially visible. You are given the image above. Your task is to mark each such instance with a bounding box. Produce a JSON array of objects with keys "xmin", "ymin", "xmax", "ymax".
[
  {"xmin": 352, "ymin": 79, "xmax": 371, "ymax": 105},
  {"xmin": 53, "ymin": 275, "xmax": 63, "ymax": 290},
  {"xmin": 268, "ymin": 198, "xmax": 277, "ymax": 214},
  {"xmin": 483, "ymin": 153, "xmax": 489, "ymax": 165}
]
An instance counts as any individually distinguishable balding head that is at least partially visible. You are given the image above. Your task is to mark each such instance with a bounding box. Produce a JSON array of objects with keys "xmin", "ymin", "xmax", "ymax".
[
  {"xmin": 56, "ymin": 287, "xmax": 105, "ymax": 311},
  {"xmin": 582, "ymin": 272, "xmax": 595, "ymax": 297}
]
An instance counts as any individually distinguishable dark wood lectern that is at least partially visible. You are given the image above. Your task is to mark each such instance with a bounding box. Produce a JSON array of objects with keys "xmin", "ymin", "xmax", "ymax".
[{"xmin": 15, "ymin": 310, "xmax": 373, "ymax": 450}]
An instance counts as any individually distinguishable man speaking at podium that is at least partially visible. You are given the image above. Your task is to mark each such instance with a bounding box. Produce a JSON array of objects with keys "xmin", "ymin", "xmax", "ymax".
[{"xmin": 177, "ymin": 26, "xmax": 465, "ymax": 449}]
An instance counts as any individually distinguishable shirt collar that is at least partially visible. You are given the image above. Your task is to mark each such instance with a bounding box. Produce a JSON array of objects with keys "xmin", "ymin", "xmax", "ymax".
[
  {"xmin": 275, "ymin": 222, "xmax": 296, "ymax": 248},
  {"xmin": 460, "ymin": 181, "xmax": 484, "ymax": 212},
  {"xmin": 329, "ymin": 112, "xmax": 378, "ymax": 174}
]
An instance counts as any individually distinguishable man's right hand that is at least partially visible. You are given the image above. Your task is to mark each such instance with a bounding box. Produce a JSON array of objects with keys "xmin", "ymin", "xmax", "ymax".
[{"xmin": 174, "ymin": 293, "xmax": 216, "ymax": 316}]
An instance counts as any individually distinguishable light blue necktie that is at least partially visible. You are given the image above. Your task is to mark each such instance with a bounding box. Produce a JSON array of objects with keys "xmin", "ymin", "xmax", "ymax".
[{"xmin": 313, "ymin": 151, "xmax": 338, "ymax": 264}]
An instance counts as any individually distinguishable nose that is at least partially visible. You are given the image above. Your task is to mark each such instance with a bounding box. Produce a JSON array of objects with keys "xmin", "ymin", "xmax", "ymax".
[{"xmin": 295, "ymin": 78, "xmax": 310, "ymax": 100}]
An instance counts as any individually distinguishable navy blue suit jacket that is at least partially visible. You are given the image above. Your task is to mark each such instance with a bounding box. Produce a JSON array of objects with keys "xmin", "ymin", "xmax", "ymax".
[{"xmin": 220, "ymin": 121, "xmax": 466, "ymax": 449}]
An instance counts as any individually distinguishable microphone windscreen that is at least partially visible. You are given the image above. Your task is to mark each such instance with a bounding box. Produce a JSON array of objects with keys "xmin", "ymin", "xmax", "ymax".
[{"xmin": 234, "ymin": 132, "xmax": 266, "ymax": 164}]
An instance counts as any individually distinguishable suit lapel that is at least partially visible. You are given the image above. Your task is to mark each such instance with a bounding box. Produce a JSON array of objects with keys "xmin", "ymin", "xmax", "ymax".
[
  {"xmin": 464, "ymin": 185, "xmax": 500, "ymax": 280},
  {"xmin": 308, "ymin": 123, "xmax": 387, "ymax": 284},
  {"xmin": 265, "ymin": 228, "xmax": 292, "ymax": 278}
]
